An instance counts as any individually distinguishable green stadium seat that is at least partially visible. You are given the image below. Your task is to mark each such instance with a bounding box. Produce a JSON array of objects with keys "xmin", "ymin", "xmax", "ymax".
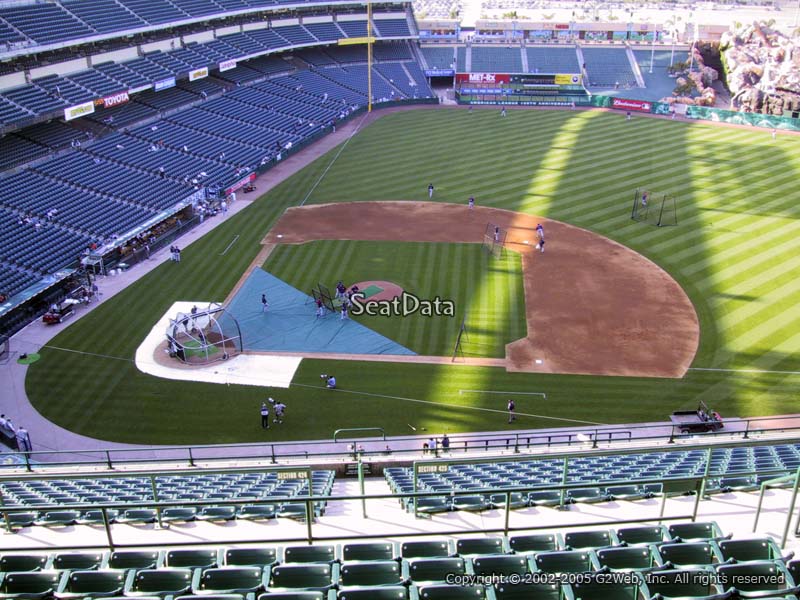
[
  {"xmin": 224, "ymin": 548, "xmax": 278, "ymax": 568},
  {"xmin": 640, "ymin": 567, "xmax": 724, "ymax": 598},
  {"xmin": 197, "ymin": 506, "xmax": 238, "ymax": 521},
  {"xmin": 471, "ymin": 555, "xmax": 529, "ymax": 577},
  {"xmin": 177, "ymin": 595, "xmax": 246, "ymax": 600},
  {"xmin": 715, "ymin": 538, "xmax": 786, "ymax": 563},
  {"xmin": 124, "ymin": 568, "xmax": 193, "ymax": 597},
  {"xmin": 615, "ymin": 526, "xmax": 668, "ymax": 546},
  {"xmin": 489, "ymin": 493, "xmax": 527, "ymax": 510},
  {"xmin": 337, "ymin": 586, "xmax": 407, "ymax": 600},
  {"xmin": 567, "ymin": 488, "xmax": 609, "ymax": 504},
  {"xmin": 276, "ymin": 504, "xmax": 312, "ymax": 521},
  {"xmin": 566, "ymin": 572, "xmax": 642, "ymax": 599},
  {"xmin": 164, "ymin": 549, "xmax": 219, "ymax": 570},
  {"xmin": 338, "ymin": 561, "xmax": 405, "ymax": 587},
  {"xmin": 563, "ymin": 530, "xmax": 615, "ymax": 550},
  {"xmin": 283, "ymin": 545, "xmax": 336, "ymax": 564},
  {"xmin": 606, "ymin": 485, "xmax": 648, "ymax": 501},
  {"xmin": 257, "ymin": 593, "xmax": 329, "ymax": 600},
  {"xmin": 534, "ymin": 551, "xmax": 595, "ymax": 574},
  {"xmin": 55, "ymin": 570, "xmax": 126, "ymax": 598},
  {"xmin": 595, "ymin": 547, "xmax": 658, "ymax": 571},
  {"xmin": 493, "ymin": 581, "xmax": 562, "ymax": 600},
  {"xmin": 34, "ymin": 511, "xmax": 80, "ymax": 527},
  {"xmin": 716, "ymin": 561, "xmax": 798, "ymax": 595},
  {"xmin": 401, "ymin": 541, "xmax": 452, "ymax": 559},
  {"xmin": 415, "ymin": 584, "xmax": 486, "ymax": 599},
  {"xmin": 238, "ymin": 505, "xmax": 277, "ymax": 521},
  {"xmin": 0, "ymin": 554, "xmax": 48, "ymax": 572},
  {"xmin": 450, "ymin": 495, "xmax": 490, "ymax": 512},
  {"xmin": 668, "ymin": 522, "xmax": 725, "ymax": 542},
  {"xmin": 268, "ymin": 564, "xmax": 338, "ymax": 592},
  {"xmin": 4, "ymin": 513, "xmax": 38, "ymax": 530},
  {"xmin": 161, "ymin": 507, "xmax": 197, "ymax": 523},
  {"xmin": 527, "ymin": 491, "xmax": 563, "ymax": 507},
  {"xmin": 48, "ymin": 552, "xmax": 104, "ymax": 572},
  {"xmin": 0, "ymin": 571, "xmax": 63, "ymax": 599},
  {"xmin": 341, "ymin": 542, "xmax": 395, "ymax": 562},
  {"xmin": 509, "ymin": 533, "xmax": 561, "ymax": 554},
  {"xmin": 456, "ymin": 538, "xmax": 505, "ymax": 556},
  {"xmin": 408, "ymin": 558, "xmax": 466, "ymax": 584},
  {"xmin": 192, "ymin": 567, "xmax": 268, "ymax": 595},
  {"xmin": 414, "ymin": 498, "xmax": 451, "ymax": 514},
  {"xmin": 787, "ymin": 559, "xmax": 800, "ymax": 585},
  {"xmin": 104, "ymin": 550, "xmax": 160, "ymax": 571},
  {"xmin": 116, "ymin": 509, "xmax": 157, "ymax": 524},
  {"xmin": 657, "ymin": 542, "xmax": 718, "ymax": 568},
  {"xmin": 76, "ymin": 509, "xmax": 119, "ymax": 525}
]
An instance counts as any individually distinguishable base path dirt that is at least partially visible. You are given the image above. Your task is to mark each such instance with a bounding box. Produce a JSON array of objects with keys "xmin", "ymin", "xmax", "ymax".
[{"xmin": 265, "ymin": 201, "xmax": 699, "ymax": 378}]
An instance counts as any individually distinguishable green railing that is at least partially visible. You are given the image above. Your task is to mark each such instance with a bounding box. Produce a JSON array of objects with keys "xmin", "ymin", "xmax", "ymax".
[{"xmin": 1, "ymin": 436, "xmax": 799, "ymax": 551}]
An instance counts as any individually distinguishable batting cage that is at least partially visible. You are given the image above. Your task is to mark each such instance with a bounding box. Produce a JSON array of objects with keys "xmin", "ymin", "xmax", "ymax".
[
  {"xmin": 166, "ymin": 303, "xmax": 242, "ymax": 364},
  {"xmin": 631, "ymin": 189, "xmax": 677, "ymax": 227},
  {"xmin": 482, "ymin": 222, "xmax": 508, "ymax": 257}
]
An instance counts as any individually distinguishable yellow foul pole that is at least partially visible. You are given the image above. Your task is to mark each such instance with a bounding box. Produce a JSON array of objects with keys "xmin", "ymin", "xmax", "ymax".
[{"xmin": 367, "ymin": 0, "xmax": 373, "ymax": 112}]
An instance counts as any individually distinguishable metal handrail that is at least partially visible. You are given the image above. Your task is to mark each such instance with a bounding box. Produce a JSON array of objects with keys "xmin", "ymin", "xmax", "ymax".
[
  {"xmin": 0, "ymin": 472, "xmax": 719, "ymax": 552},
  {"xmin": 4, "ymin": 414, "xmax": 800, "ymax": 472}
]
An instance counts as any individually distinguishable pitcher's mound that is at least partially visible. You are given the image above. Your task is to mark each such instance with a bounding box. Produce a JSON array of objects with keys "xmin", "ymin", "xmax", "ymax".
[{"xmin": 352, "ymin": 280, "xmax": 403, "ymax": 303}]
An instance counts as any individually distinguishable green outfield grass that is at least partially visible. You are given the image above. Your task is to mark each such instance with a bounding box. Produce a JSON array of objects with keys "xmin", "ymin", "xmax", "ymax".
[
  {"xmin": 25, "ymin": 108, "xmax": 800, "ymax": 445},
  {"xmin": 265, "ymin": 241, "xmax": 527, "ymax": 357}
]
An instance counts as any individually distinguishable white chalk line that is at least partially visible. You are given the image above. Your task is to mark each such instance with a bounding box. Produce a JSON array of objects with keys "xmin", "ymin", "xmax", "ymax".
[
  {"xmin": 292, "ymin": 382, "xmax": 604, "ymax": 426},
  {"xmin": 460, "ymin": 389, "xmax": 547, "ymax": 398},
  {"xmin": 689, "ymin": 367, "xmax": 800, "ymax": 376},
  {"xmin": 219, "ymin": 235, "xmax": 240, "ymax": 256},
  {"xmin": 299, "ymin": 111, "xmax": 370, "ymax": 207}
]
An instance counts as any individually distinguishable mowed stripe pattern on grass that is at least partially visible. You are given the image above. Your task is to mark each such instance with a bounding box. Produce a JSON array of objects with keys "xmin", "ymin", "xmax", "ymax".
[
  {"xmin": 306, "ymin": 110, "xmax": 800, "ymax": 374},
  {"xmin": 22, "ymin": 109, "xmax": 800, "ymax": 444},
  {"xmin": 265, "ymin": 240, "xmax": 527, "ymax": 358}
]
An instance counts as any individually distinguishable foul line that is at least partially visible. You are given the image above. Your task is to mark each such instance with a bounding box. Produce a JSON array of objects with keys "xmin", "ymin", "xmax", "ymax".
[
  {"xmin": 219, "ymin": 235, "xmax": 240, "ymax": 256},
  {"xmin": 460, "ymin": 389, "xmax": 547, "ymax": 399},
  {"xmin": 291, "ymin": 382, "xmax": 604, "ymax": 426},
  {"xmin": 689, "ymin": 367, "xmax": 800, "ymax": 376},
  {"xmin": 299, "ymin": 111, "xmax": 370, "ymax": 207}
]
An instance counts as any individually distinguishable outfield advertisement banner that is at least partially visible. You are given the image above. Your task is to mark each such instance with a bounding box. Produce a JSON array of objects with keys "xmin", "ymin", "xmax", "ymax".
[
  {"xmin": 611, "ymin": 97, "xmax": 652, "ymax": 112},
  {"xmin": 155, "ymin": 77, "xmax": 176, "ymax": 91},
  {"xmin": 455, "ymin": 73, "xmax": 510, "ymax": 84},
  {"xmin": 64, "ymin": 101, "xmax": 94, "ymax": 121},
  {"xmin": 189, "ymin": 67, "xmax": 209, "ymax": 81}
]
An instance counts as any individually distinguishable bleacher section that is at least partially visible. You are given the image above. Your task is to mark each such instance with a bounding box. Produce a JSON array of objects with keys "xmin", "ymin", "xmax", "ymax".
[
  {"xmin": 525, "ymin": 46, "xmax": 580, "ymax": 74},
  {"xmin": 470, "ymin": 46, "xmax": 523, "ymax": 73},
  {"xmin": 583, "ymin": 46, "xmax": 638, "ymax": 88},
  {"xmin": 387, "ymin": 442, "xmax": 800, "ymax": 514},
  {"xmin": 0, "ymin": 19, "xmax": 417, "ymax": 131},
  {"xmin": 0, "ymin": 523, "xmax": 798, "ymax": 600},
  {"xmin": 0, "ymin": 47, "xmax": 435, "ymax": 298},
  {"xmin": 420, "ymin": 46, "xmax": 455, "ymax": 70},
  {"xmin": 0, "ymin": 470, "xmax": 335, "ymax": 524}
]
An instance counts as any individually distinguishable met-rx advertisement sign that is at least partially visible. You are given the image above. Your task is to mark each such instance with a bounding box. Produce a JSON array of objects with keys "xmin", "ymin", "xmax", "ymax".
[{"xmin": 455, "ymin": 73, "xmax": 511, "ymax": 84}]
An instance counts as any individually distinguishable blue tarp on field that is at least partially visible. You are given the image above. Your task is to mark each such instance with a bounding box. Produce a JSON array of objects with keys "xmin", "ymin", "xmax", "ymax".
[{"xmin": 226, "ymin": 268, "xmax": 415, "ymax": 355}]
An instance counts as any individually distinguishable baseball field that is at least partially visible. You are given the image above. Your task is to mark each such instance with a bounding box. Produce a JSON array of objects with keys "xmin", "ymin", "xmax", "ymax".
[{"xmin": 26, "ymin": 108, "xmax": 800, "ymax": 444}]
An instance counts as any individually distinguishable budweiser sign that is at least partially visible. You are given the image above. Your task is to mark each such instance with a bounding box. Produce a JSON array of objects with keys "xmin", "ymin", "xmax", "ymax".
[
  {"xmin": 102, "ymin": 91, "xmax": 129, "ymax": 108},
  {"xmin": 611, "ymin": 97, "xmax": 652, "ymax": 112}
]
